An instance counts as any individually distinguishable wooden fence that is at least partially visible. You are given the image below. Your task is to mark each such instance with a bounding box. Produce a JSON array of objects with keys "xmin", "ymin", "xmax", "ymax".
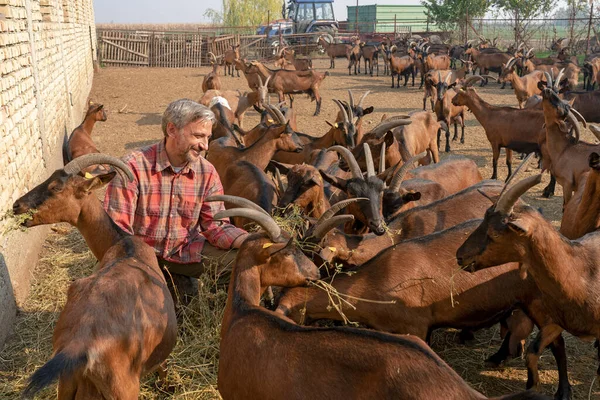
[{"xmin": 98, "ymin": 30, "xmax": 204, "ymax": 67}]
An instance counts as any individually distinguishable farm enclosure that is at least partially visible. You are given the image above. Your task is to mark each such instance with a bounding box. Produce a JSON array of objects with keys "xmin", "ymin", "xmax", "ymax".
[{"xmin": 1, "ymin": 59, "xmax": 600, "ymax": 399}]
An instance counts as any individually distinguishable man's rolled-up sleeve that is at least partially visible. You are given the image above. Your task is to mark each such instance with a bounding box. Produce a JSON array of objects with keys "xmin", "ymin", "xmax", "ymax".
[{"xmin": 200, "ymin": 170, "xmax": 247, "ymax": 249}]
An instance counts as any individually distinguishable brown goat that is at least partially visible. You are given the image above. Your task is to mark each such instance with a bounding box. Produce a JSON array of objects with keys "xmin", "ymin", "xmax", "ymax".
[
  {"xmin": 500, "ymin": 57, "xmax": 544, "ymax": 108},
  {"xmin": 387, "ymin": 45, "xmax": 415, "ymax": 88},
  {"xmin": 17, "ymin": 154, "xmax": 177, "ymax": 399},
  {"xmin": 539, "ymin": 77, "xmax": 599, "ymax": 205},
  {"xmin": 451, "ymin": 76, "xmax": 544, "ymax": 181},
  {"xmin": 223, "ymin": 44, "xmax": 240, "ymax": 77},
  {"xmin": 361, "ymin": 43, "xmax": 379, "ymax": 76},
  {"xmin": 202, "ymin": 52, "xmax": 222, "ymax": 92},
  {"xmin": 64, "ymin": 102, "xmax": 107, "ymax": 166},
  {"xmin": 465, "ymin": 47, "xmax": 511, "ymax": 86},
  {"xmin": 560, "ymin": 151, "xmax": 600, "ymax": 239},
  {"xmin": 315, "ymin": 180, "xmax": 503, "ymax": 269},
  {"xmin": 250, "ymin": 61, "xmax": 329, "ymax": 116},
  {"xmin": 318, "ymin": 35, "xmax": 351, "ymax": 69},
  {"xmin": 433, "ymin": 74, "xmax": 466, "ymax": 152},
  {"xmin": 214, "ymin": 200, "xmax": 550, "ymax": 400},
  {"xmin": 456, "ymin": 173, "xmax": 600, "ymax": 400},
  {"xmin": 199, "ymin": 75, "xmax": 269, "ymax": 129},
  {"xmin": 278, "ymin": 218, "xmax": 565, "ymax": 400}
]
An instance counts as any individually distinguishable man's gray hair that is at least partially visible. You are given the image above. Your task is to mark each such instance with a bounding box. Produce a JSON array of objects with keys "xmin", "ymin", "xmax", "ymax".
[{"xmin": 162, "ymin": 99, "xmax": 216, "ymax": 137}]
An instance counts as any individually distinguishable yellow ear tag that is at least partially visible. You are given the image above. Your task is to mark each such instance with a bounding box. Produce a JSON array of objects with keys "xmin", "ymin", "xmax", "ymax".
[
  {"xmin": 267, "ymin": 118, "xmax": 274, "ymax": 123},
  {"xmin": 328, "ymin": 247, "xmax": 336, "ymax": 252},
  {"xmin": 263, "ymin": 242, "xmax": 274, "ymax": 248},
  {"xmin": 84, "ymin": 172, "xmax": 93, "ymax": 179},
  {"xmin": 333, "ymin": 122, "xmax": 339, "ymax": 128}
]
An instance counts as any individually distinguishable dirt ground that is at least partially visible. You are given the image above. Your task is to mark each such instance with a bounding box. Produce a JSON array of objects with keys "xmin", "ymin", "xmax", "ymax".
[{"xmin": 1, "ymin": 58, "xmax": 599, "ymax": 399}]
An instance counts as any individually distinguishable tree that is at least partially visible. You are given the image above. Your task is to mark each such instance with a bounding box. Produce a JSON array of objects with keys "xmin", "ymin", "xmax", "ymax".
[
  {"xmin": 204, "ymin": 0, "xmax": 281, "ymax": 26},
  {"xmin": 491, "ymin": 0, "xmax": 555, "ymax": 44},
  {"xmin": 421, "ymin": 0, "xmax": 490, "ymax": 42}
]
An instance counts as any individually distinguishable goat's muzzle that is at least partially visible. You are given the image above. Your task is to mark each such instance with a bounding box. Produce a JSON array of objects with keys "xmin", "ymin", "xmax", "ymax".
[
  {"xmin": 370, "ymin": 220, "xmax": 386, "ymax": 236},
  {"xmin": 12, "ymin": 202, "xmax": 35, "ymax": 227}
]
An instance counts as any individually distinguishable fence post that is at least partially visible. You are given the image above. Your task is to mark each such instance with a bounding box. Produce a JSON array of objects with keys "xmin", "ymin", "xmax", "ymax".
[
  {"xmin": 587, "ymin": 1, "xmax": 594, "ymax": 55},
  {"xmin": 394, "ymin": 14, "xmax": 397, "ymax": 36}
]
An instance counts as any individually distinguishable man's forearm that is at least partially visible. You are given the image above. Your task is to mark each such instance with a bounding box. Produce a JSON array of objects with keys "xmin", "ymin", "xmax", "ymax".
[{"xmin": 231, "ymin": 233, "xmax": 250, "ymax": 249}]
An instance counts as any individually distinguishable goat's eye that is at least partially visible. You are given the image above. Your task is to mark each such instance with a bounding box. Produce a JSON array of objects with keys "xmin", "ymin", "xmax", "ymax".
[{"xmin": 48, "ymin": 181, "xmax": 64, "ymax": 193}]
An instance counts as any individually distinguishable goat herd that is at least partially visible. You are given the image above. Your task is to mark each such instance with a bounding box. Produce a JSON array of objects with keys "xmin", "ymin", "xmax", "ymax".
[{"xmin": 10, "ymin": 34, "xmax": 600, "ymax": 399}]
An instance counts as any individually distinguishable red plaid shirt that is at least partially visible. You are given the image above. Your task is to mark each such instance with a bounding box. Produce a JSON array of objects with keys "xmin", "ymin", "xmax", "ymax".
[{"xmin": 104, "ymin": 139, "xmax": 247, "ymax": 264}]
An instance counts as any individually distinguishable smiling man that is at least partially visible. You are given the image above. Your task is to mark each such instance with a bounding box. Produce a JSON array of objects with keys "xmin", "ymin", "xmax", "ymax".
[{"xmin": 104, "ymin": 99, "xmax": 249, "ymax": 299}]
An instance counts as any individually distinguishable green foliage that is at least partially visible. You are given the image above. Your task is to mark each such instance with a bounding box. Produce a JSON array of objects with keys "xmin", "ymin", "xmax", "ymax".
[
  {"xmin": 421, "ymin": 0, "xmax": 490, "ymax": 32},
  {"xmin": 204, "ymin": 0, "xmax": 282, "ymax": 26},
  {"xmin": 491, "ymin": 0, "xmax": 554, "ymax": 20}
]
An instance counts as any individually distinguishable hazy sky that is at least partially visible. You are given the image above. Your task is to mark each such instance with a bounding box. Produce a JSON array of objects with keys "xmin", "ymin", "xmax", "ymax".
[{"xmin": 94, "ymin": 0, "xmax": 568, "ymax": 24}]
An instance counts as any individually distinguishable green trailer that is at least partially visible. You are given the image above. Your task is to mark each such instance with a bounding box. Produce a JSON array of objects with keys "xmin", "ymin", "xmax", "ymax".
[{"xmin": 346, "ymin": 4, "xmax": 436, "ymax": 34}]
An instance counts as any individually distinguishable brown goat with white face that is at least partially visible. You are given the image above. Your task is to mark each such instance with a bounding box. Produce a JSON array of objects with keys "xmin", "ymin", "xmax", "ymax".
[
  {"xmin": 16, "ymin": 155, "xmax": 177, "ymax": 400},
  {"xmin": 213, "ymin": 199, "xmax": 548, "ymax": 400}
]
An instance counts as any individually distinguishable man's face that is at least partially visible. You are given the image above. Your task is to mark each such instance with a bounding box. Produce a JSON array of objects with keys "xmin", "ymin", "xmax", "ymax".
[{"xmin": 167, "ymin": 119, "xmax": 213, "ymax": 166}]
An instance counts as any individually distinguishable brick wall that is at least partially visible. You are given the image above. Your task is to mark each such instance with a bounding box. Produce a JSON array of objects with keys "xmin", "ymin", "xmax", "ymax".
[{"xmin": 0, "ymin": 0, "xmax": 96, "ymax": 347}]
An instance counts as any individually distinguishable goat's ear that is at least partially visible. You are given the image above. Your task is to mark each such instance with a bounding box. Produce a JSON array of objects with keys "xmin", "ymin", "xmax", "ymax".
[
  {"xmin": 566, "ymin": 98, "xmax": 575, "ymax": 106},
  {"xmin": 80, "ymin": 171, "xmax": 117, "ymax": 194},
  {"xmin": 448, "ymin": 82, "xmax": 457, "ymax": 89},
  {"xmin": 537, "ymin": 81, "xmax": 547, "ymax": 91},
  {"xmin": 382, "ymin": 130, "xmax": 395, "ymax": 147},
  {"xmin": 310, "ymin": 174, "xmax": 323, "ymax": 186},
  {"xmin": 362, "ymin": 106, "xmax": 374, "ymax": 115},
  {"xmin": 402, "ymin": 191, "xmax": 421, "ymax": 203},
  {"xmin": 268, "ymin": 160, "xmax": 291, "ymax": 175},
  {"xmin": 507, "ymin": 217, "xmax": 532, "ymax": 236},
  {"xmin": 319, "ymin": 170, "xmax": 348, "ymax": 190}
]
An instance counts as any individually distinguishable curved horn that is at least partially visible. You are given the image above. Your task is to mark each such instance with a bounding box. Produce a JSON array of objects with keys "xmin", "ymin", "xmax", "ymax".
[
  {"xmin": 494, "ymin": 174, "xmax": 543, "ymax": 215},
  {"xmin": 206, "ymin": 195, "xmax": 270, "ymax": 216},
  {"xmin": 347, "ymin": 89, "xmax": 355, "ymax": 111},
  {"xmin": 590, "ymin": 125, "xmax": 600, "ymax": 141},
  {"xmin": 328, "ymin": 146, "xmax": 363, "ymax": 179},
  {"xmin": 389, "ymin": 151, "xmax": 427, "ymax": 192},
  {"xmin": 566, "ymin": 111, "xmax": 582, "ymax": 142},
  {"xmin": 357, "ymin": 90, "xmax": 371, "ymax": 108},
  {"xmin": 570, "ymin": 108, "xmax": 587, "ymax": 128},
  {"xmin": 464, "ymin": 75, "xmax": 484, "ymax": 87},
  {"xmin": 364, "ymin": 143, "xmax": 376, "ymax": 178},
  {"xmin": 271, "ymin": 105, "xmax": 287, "ymax": 123},
  {"xmin": 208, "ymin": 52, "xmax": 218, "ymax": 64},
  {"xmin": 264, "ymin": 74, "xmax": 271, "ymax": 87},
  {"xmin": 312, "ymin": 215, "xmax": 355, "ymax": 240},
  {"xmin": 215, "ymin": 209, "xmax": 281, "ymax": 241},
  {"xmin": 495, "ymin": 153, "xmax": 535, "ymax": 203},
  {"xmin": 526, "ymin": 48, "xmax": 534, "ymax": 58},
  {"xmin": 63, "ymin": 154, "xmax": 134, "ymax": 183},
  {"xmin": 314, "ymin": 197, "xmax": 369, "ymax": 232},
  {"xmin": 333, "ymin": 99, "xmax": 349, "ymax": 126},
  {"xmin": 543, "ymin": 71, "xmax": 553, "ymax": 88},
  {"xmin": 257, "ymin": 74, "xmax": 264, "ymax": 87},
  {"xmin": 553, "ymin": 68, "xmax": 565, "ymax": 91},
  {"xmin": 370, "ymin": 116, "xmax": 412, "ymax": 138},
  {"xmin": 264, "ymin": 104, "xmax": 285, "ymax": 124},
  {"xmin": 445, "ymin": 71, "xmax": 453, "ymax": 84},
  {"xmin": 437, "ymin": 70, "xmax": 442, "ymax": 83},
  {"xmin": 379, "ymin": 142, "xmax": 386, "ymax": 175}
]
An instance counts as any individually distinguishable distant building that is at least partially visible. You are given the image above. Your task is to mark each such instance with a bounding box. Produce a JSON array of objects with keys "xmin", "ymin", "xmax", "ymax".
[{"xmin": 346, "ymin": 4, "xmax": 437, "ymax": 34}]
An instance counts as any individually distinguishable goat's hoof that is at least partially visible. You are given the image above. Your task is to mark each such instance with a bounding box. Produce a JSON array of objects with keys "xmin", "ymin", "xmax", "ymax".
[
  {"xmin": 445, "ymin": 147, "xmax": 451, "ymax": 153},
  {"xmin": 542, "ymin": 188, "xmax": 554, "ymax": 198},
  {"xmin": 483, "ymin": 355, "xmax": 505, "ymax": 368},
  {"xmin": 554, "ymin": 386, "xmax": 573, "ymax": 400},
  {"xmin": 460, "ymin": 139, "xmax": 465, "ymax": 144}
]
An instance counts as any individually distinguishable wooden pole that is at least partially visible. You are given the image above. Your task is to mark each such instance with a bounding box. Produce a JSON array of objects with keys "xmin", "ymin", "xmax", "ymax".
[
  {"xmin": 587, "ymin": 0, "xmax": 594, "ymax": 55},
  {"xmin": 355, "ymin": 0, "xmax": 359, "ymax": 35}
]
